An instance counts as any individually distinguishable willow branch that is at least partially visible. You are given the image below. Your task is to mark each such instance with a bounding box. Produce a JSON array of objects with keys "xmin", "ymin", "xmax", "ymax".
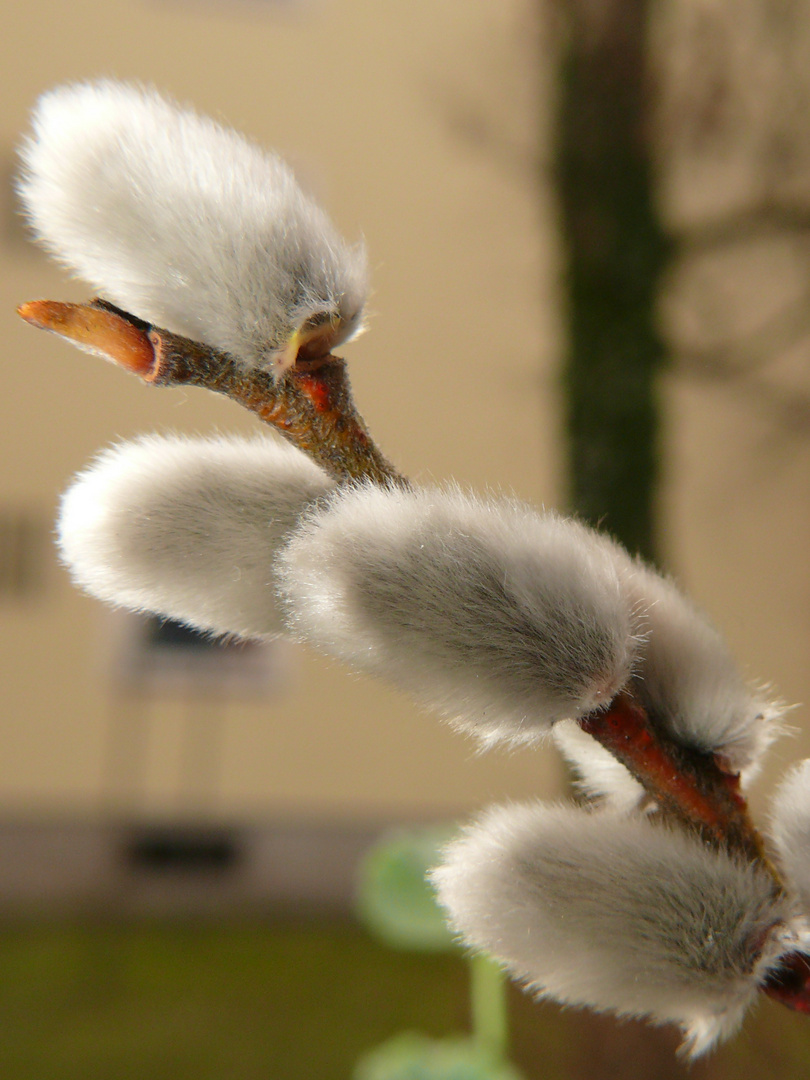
[
  {"xmin": 16, "ymin": 297, "xmax": 781, "ymax": 890},
  {"xmin": 581, "ymin": 691, "xmax": 782, "ymax": 887},
  {"xmin": 18, "ymin": 298, "xmax": 407, "ymax": 489}
]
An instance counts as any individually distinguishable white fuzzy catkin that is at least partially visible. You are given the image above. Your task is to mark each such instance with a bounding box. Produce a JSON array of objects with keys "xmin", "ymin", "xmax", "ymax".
[
  {"xmin": 18, "ymin": 81, "xmax": 368, "ymax": 373},
  {"xmin": 277, "ymin": 483, "xmax": 641, "ymax": 744},
  {"xmin": 431, "ymin": 802, "xmax": 792, "ymax": 1058},
  {"xmin": 769, "ymin": 759, "xmax": 810, "ymax": 907},
  {"xmin": 58, "ymin": 435, "xmax": 333, "ymax": 639},
  {"xmin": 624, "ymin": 563, "xmax": 782, "ymax": 777}
]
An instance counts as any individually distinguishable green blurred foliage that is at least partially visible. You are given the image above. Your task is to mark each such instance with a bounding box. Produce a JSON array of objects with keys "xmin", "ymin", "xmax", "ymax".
[
  {"xmin": 355, "ymin": 827, "xmax": 458, "ymax": 953},
  {"xmin": 354, "ymin": 1033, "xmax": 524, "ymax": 1080}
]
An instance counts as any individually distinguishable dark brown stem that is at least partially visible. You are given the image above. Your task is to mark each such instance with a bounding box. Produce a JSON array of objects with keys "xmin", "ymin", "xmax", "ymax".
[
  {"xmin": 17, "ymin": 298, "xmax": 407, "ymax": 488},
  {"xmin": 580, "ymin": 691, "xmax": 782, "ymax": 884},
  {"xmin": 146, "ymin": 325, "xmax": 406, "ymax": 487},
  {"xmin": 15, "ymin": 297, "xmax": 782, "ymax": 892},
  {"xmin": 763, "ymin": 952, "xmax": 810, "ymax": 1013}
]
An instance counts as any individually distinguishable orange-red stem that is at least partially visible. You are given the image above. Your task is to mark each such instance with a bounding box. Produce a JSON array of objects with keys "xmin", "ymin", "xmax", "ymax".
[
  {"xmin": 18, "ymin": 298, "xmax": 406, "ymax": 488},
  {"xmin": 17, "ymin": 300, "xmax": 155, "ymax": 376},
  {"xmin": 763, "ymin": 952, "xmax": 810, "ymax": 1013},
  {"xmin": 580, "ymin": 691, "xmax": 779, "ymax": 878}
]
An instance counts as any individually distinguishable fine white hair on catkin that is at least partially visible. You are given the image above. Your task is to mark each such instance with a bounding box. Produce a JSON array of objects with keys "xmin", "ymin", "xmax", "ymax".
[
  {"xmin": 431, "ymin": 802, "xmax": 792, "ymax": 1058},
  {"xmin": 58, "ymin": 435, "xmax": 333, "ymax": 639},
  {"xmin": 769, "ymin": 759, "xmax": 810, "ymax": 907},
  {"xmin": 276, "ymin": 483, "xmax": 642, "ymax": 744},
  {"xmin": 623, "ymin": 563, "xmax": 783, "ymax": 777},
  {"xmin": 18, "ymin": 80, "xmax": 368, "ymax": 372},
  {"xmin": 552, "ymin": 719, "xmax": 646, "ymax": 811}
]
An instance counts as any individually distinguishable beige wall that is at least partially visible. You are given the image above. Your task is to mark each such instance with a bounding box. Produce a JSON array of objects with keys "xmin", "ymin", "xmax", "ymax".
[{"xmin": 0, "ymin": 0, "xmax": 807, "ymax": 823}]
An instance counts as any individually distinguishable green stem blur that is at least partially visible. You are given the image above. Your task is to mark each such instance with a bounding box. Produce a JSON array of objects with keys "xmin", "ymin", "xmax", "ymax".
[{"xmin": 470, "ymin": 953, "xmax": 510, "ymax": 1063}]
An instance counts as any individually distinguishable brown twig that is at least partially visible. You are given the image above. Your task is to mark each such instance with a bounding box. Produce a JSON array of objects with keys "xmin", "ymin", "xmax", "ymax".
[
  {"xmin": 16, "ymin": 297, "xmax": 784, "ymax": 883},
  {"xmin": 17, "ymin": 298, "xmax": 407, "ymax": 489},
  {"xmin": 17, "ymin": 296, "xmax": 778, "ymax": 879},
  {"xmin": 580, "ymin": 690, "xmax": 782, "ymax": 886},
  {"xmin": 763, "ymin": 952, "xmax": 810, "ymax": 1013},
  {"xmin": 22, "ymin": 290, "xmax": 809, "ymax": 1010}
]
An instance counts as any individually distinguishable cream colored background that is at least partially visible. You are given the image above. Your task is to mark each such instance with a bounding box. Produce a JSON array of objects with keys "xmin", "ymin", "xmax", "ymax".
[{"xmin": 0, "ymin": 0, "xmax": 806, "ymax": 824}]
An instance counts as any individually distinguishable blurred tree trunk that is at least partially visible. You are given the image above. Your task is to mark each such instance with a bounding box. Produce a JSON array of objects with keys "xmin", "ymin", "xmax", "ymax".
[{"xmin": 557, "ymin": 0, "xmax": 671, "ymax": 561}]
